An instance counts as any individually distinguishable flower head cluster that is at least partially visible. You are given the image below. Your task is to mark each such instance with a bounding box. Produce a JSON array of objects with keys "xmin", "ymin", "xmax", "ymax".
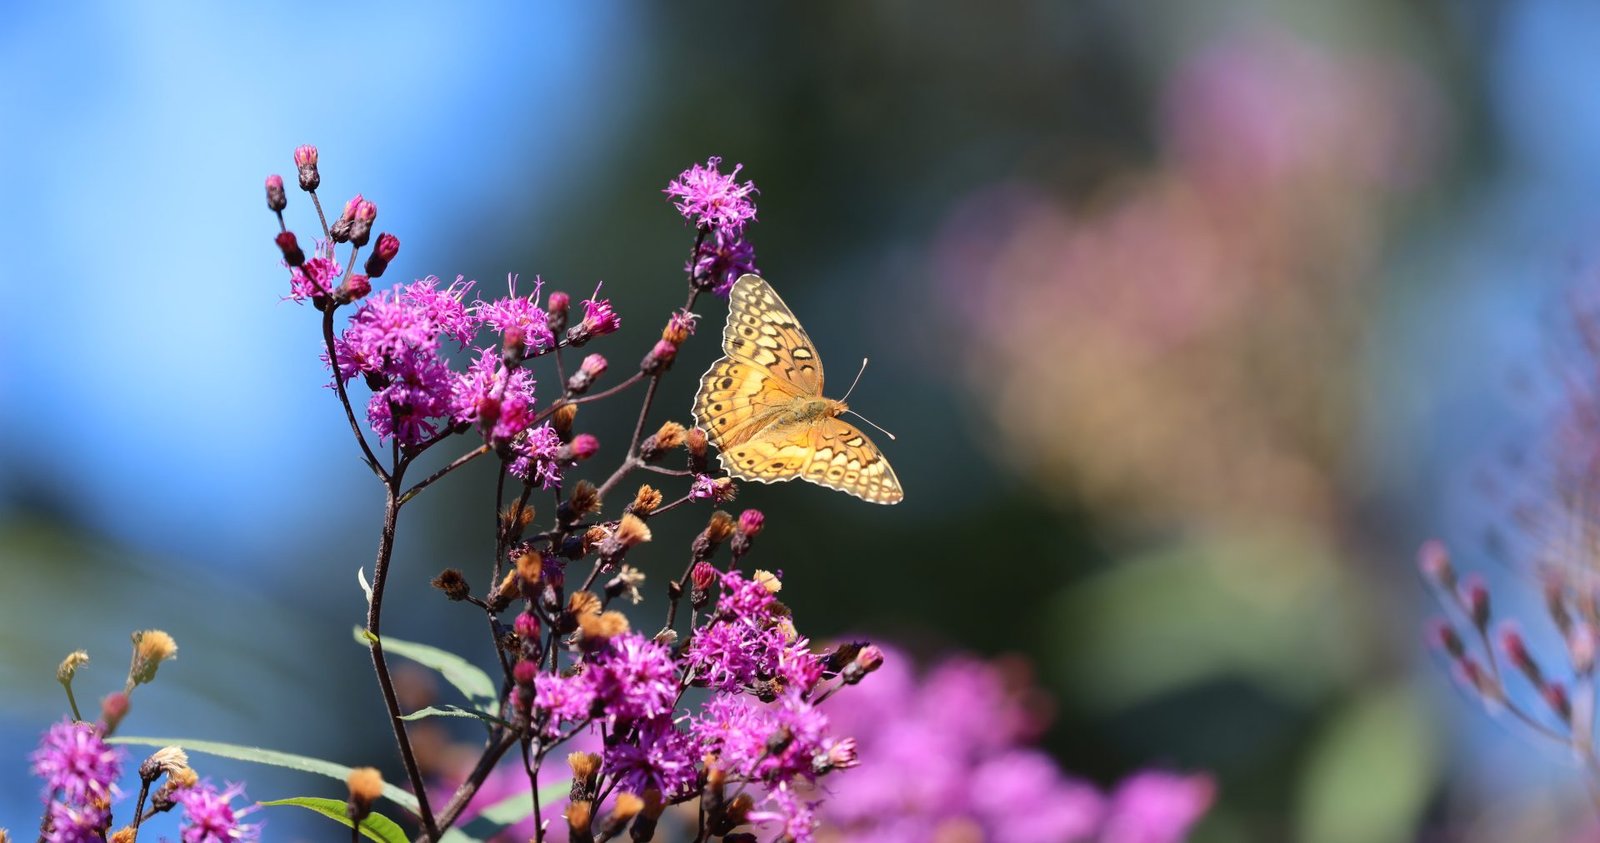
[
  {"xmin": 31, "ymin": 719, "xmax": 122, "ymax": 805},
  {"xmin": 816, "ymin": 644, "xmax": 1214, "ymax": 843},
  {"xmin": 667, "ymin": 157, "xmax": 761, "ymax": 297},
  {"xmin": 684, "ymin": 569, "xmax": 825, "ymax": 694}
]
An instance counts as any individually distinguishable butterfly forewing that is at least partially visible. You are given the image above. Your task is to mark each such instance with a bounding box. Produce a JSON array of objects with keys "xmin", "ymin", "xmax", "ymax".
[{"xmin": 723, "ymin": 275, "xmax": 825, "ymax": 395}]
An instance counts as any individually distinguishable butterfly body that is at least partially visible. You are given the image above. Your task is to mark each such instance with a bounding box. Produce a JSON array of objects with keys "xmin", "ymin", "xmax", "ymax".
[{"xmin": 692, "ymin": 275, "xmax": 903, "ymax": 504}]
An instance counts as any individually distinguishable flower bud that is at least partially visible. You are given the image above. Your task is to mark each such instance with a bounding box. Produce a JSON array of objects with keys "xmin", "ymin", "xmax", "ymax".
[
  {"xmin": 730, "ymin": 508, "xmax": 763, "ymax": 556},
  {"xmin": 1428, "ymin": 619, "xmax": 1465, "ymax": 659},
  {"xmin": 566, "ymin": 353, "xmax": 609, "ymax": 395},
  {"xmin": 330, "ymin": 193, "xmax": 362, "ymax": 243},
  {"xmin": 1572, "ymin": 622, "xmax": 1597, "ymax": 674},
  {"xmin": 276, "ymin": 231, "xmax": 306, "ymax": 267},
  {"xmin": 350, "ymin": 200, "xmax": 377, "ymax": 247},
  {"xmin": 513, "ymin": 659, "xmax": 539, "ymax": 688},
  {"xmin": 294, "ymin": 144, "xmax": 320, "ymax": 191},
  {"xmin": 337, "ymin": 274, "xmax": 371, "ymax": 303},
  {"xmin": 661, "ymin": 310, "xmax": 696, "ymax": 345},
  {"xmin": 100, "ymin": 692, "xmax": 130, "ymax": 733},
  {"xmin": 547, "ymin": 291, "xmax": 571, "ymax": 335},
  {"xmin": 1499, "ymin": 622, "xmax": 1542, "ymax": 685},
  {"xmin": 265, "ymin": 174, "xmax": 287, "ymax": 212},
  {"xmin": 842, "ymin": 645, "xmax": 884, "ymax": 684},
  {"xmin": 641, "ymin": 339, "xmax": 678, "ymax": 375},
  {"xmin": 1544, "ymin": 681, "xmax": 1573, "ymax": 723},
  {"xmin": 561, "ymin": 433, "xmax": 600, "ymax": 462},
  {"xmin": 814, "ymin": 737, "xmax": 860, "ymax": 774},
  {"xmin": 514, "ymin": 611, "xmax": 540, "ymax": 642},
  {"xmin": 1462, "ymin": 575, "xmax": 1491, "ymax": 630},
  {"xmin": 365, "ymin": 233, "xmax": 400, "ymax": 278}
]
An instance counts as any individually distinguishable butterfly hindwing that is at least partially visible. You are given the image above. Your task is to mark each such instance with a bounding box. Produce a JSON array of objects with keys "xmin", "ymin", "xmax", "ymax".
[
  {"xmin": 694, "ymin": 357, "xmax": 799, "ymax": 449},
  {"xmin": 724, "ymin": 274, "xmax": 825, "ymax": 396}
]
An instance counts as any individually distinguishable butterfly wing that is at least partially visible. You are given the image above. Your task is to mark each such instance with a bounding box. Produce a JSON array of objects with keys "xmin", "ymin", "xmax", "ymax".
[
  {"xmin": 721, "ymin": 417, "xmax": 904, "ymax": 505},
  {"xmin": 722, "ymin": 274, "xmax": 825, "ymax": 395},
  {"xmin": 695, "ymin": 274, "xmax": 821, "ymax": 450}
]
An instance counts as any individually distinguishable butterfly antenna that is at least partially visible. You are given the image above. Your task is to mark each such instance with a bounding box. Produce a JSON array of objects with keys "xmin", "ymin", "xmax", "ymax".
[
  {"xmin": 845, "ymin": 409, "xmax": 897, "ymax": 442},
  {"xmin": 841, "ymin": 358, "xmax": 870, "ymax": 403}
]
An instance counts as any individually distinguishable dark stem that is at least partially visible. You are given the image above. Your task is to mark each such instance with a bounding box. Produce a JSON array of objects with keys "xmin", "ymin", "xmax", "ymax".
[
  {"xmin": 62, "ymin": 684, "xmax": 82, "ymax": 723},
  {"xmin": 366, "ymin": 481, "xmax": 439, "ymax": 840},
  {"xmin": 400, "ymin": 444, "xmax": 490, "ymax": 505},
  {"xmin": 321, "ymin": 305, "xmax": 388, "ymax": 481},
  {"xmin": 309, "ymin": 190, "xmax": 332, "ymax": 241},
  {"xmin": 432, "ymin": 729, "xmax": 522, "ymax": 833},
  {"xmin": 129, "ymin": 778, "xmax": 152, "ymax": 841}
]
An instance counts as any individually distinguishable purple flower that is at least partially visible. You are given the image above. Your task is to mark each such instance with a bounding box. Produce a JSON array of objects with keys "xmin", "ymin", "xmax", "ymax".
[
  {"xmin": 690, "ymin": 474, "xmax": 719, "ymax": 501},
  {"xmin": 689, "ymin": 226, "xmax": 758, "ymax": 297},
  {"xmin": 665, "ymin": 156, "xmax": 758, "ymax": 233},
  {"xmin": 604, "ymin": 716, "xmax": 699, "ymax": 799},
  {"xmin": 176, "ymin": 781, "xmax": 260, "ymax": 843},
  {"xmin": 748, "ymin": 783, "xmax": 819, "ymax": 843},
  {"xmin": 508, "ymin": 423, "xmax": 565, "ymax": 487},
  {"xmin": 365, "ymin": 348, "xmax": 455, "ymax": 446},
  {"xmin": 683, "ymin": 569, "xmax": 824, "ymax": 694},
  {"xmin": 43, "ymin": 800, "xmax": 110, "ymax": 843},
  {"xmin": 287, "ymin": 251, "xmax": 341, "ymax": 302},
  {"xmin": 31, "ymin": 719, "xmax": 122, "ymax": 804},
  {"xmin": 589, "ymin": 633, "xmax": 678, "ymax": 725},
  {"xmin": 534, "ymin": 671, "xmax": 598, "ymax": 726},
  {"xmin": 451, "ymin": 348, "xmax": 538, "ymax": 445},
  {"xmin": 970, "ymin": 750, "xmax": 1104, "ymax": 842},
  {"xmin": 1099, "ymin": 772, "xmax": 1215, "ymax": 843},
  {"xmin": 692, "ymin": 691, "xmax": 828, "ymax": 785},
  {"xmin": 476, "ymin": 274, "xmax": 556, "ymax": 353},
  {"xmin": 578, "ymin": 284, "xmax": 622, "ymax": 338}
]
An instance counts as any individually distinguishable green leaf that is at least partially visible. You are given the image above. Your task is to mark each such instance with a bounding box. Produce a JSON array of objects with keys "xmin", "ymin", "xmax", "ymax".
[
  {"xmin": 400, "ymin": 705, "xmax": 509, "ymax": 727},
  {"xmin": 108, "ymin": 736, "xmax": 418, "ymax": 815},
  {"xmin": 259, "ymin": 797, "xmax": 408, "ymax": 843},
  {"xmin": 473, "ymin": 780, "xmax": 573, "ymax": 827},
  {"xmin": 352, "ymin": 627, "xmax": 498, "ymax": 707}
]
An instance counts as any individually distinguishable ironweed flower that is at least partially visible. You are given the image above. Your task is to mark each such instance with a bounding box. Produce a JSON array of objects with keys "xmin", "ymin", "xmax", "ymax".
[
  {"xmin": 31, "ymin": 719, "xmax": 122, "ymax": 804},
  {"xmin": 175, "ymin": 781, "xmax": 259, "ymax": 843},
  {"xmin": 665, "ymin": 156, "xmax": 758, "ymax": 233}
]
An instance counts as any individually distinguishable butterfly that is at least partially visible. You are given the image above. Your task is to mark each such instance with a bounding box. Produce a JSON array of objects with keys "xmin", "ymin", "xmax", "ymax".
[{"xmin": 692, "ymin": 274, "xmax": 904, "ymax": 504}]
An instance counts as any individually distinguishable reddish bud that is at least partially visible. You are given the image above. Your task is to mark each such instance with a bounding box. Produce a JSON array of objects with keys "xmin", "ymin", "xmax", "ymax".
[
  {"xmin": 265, "ymin": 174, "xmax": 287, "ymax": 212},
  {"xmin": 546, "ymin": 291, "xmax": 571, "ymax": 335},
  {"xmin": 1544, "ymin": 681, "xmax": 1573, "ymax": 722},
  {"xmin": 842, "ymin": 645, "xmax": 885, "ymax": 685},
  {"xmin": 1462, "ymin": 575, "xmax": 1491, "ymax": 630},
  {"xmin": 737, "ymin": 509, "xmax": 764, "ymax": 537},
  {"xmin": 1455, "ymin": 656, "xmax": 1498, "ymax": 700},
  {"xmin": 514, "ymin": 611, "xmax": 540, "ymax": 641},
  {"xmin": 570, "ymin": 433, "xmax": 599, "ymax": 460},
  {"xmin": 275, "ymin": 231, "xmax": 305, "ymax": 267},
  {"xmin": 566, "ymin": 353, "xmax": 609, "ymax": 395},
  {"xmin": 101, "ymin": 691, "xmax": 130, "ymax": 732},
  {"xmin": 338, "ymin": 274, "xmax": 371, "ymax": 303},
  {"xmin": 1429, "ymin": 619, "xmax": 1464, "ymax": 659},
  {"xmin": 1418, "ymin": 540, "xmax": 1454, "ymax": 590},
  {"xmin": 1572, "ymin": 622, "xmax": 1597, "ymax": 674},
  {"xmin": 355, "ymin": 200, "xmax": 377, "ymax": 222},
  {"xmin": 513, "ymin": 659, "xmax": 539, "ymax": 688},
  {"xmin": 373, "ymin": 232, "xmax": 400, "ymax": 261},
  {"xmin": 641, "ymin": 339, "xmax": 678, "ymax": 375},
  {"xmin": 691, "ymin": 561, "xmax": 717, "ymax": 591},
  {"xmin": 1499, "ymin": 622, "xmax": 1542, "ymax": 685}
]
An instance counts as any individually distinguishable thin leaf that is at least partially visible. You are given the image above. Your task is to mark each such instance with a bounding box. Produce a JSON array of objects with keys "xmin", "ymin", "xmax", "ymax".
[
  {"xmin": 351, "ymin": 627, "xmax": 497, "ymax": 705},
  {"xmin": 401, "ymin": 705, "xmax": 509, "ymax": 727},
  {"xmin": 474, "ymin": 780, "xmax": 573, "ymax": 827},
  {"xmin": 109, "ymin": 736, "xmax": 418, "ymax": 815},
  {"xmin": 358, "ymin": 566, "xmax": 373, "ymax": 607},
  {"xmin": 259, "ymin": 797, "xmax": 408, "ymax": 843}
]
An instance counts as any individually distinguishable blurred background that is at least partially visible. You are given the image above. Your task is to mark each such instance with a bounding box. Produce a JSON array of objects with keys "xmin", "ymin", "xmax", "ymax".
[{"xmin": 6, "ymin": 1, "xmax": 1600, "ymax": 840}]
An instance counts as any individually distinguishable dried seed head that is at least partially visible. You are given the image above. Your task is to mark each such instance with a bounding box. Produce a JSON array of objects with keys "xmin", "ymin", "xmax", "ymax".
[
  {"xmin": 568, "ymin": 591, "xmax": 603, "ymax": 618},
  {"xmin": 489, "ymin": 570, "xmax": 520, "ymax": 613},
  {"xmin": 568, "ymin": 751, "xmax": 602, "ymax": 791},
  {"xmin": 128, "ymin": 630, "xmax": 178, "ymax": 688},
  {"xmin": 431, "ymin": 568, "xmax": 471, "ymax": 601},
  {"xmin": 579, "ymin": 610, "xmax": 630, "ymax": 643},
  {"xmin": 551, "ymin": 402, "xmax": 579, "ymax": 437},
  {"xmin": 57, "ymin": 650, "xmax": 89, "ymax": 685},
  {"xmin": 706, "ymin": 511, "xmax": 736, "ymax": 544},
  {"xmin": 109, "ymin": 828, "xmax": 134, "ymax": 843},
  {"xmin": 566, "ymin": 800, "xmax": 594, "ymax": 842},
  {"xmin": 581, "ymin": 526, "xmax": 610, "ymax": 554},
  {"xmin": 563, "ymin": 480, "xmax": 602, "ymax": 524},
  {"xmin": 347, "ymin": 767, "xmax": 384, "ymax": 821},
  {"xmin": 517, "ymin": 551, "xmax": 544, "ymax": 587},
  {"xmin": 140, "ymin": 746, "xmax": 190, "ymax": 780},
  {"xmin": 602, "ymin": 793, "xmax": 645, "ymax": 838},
  {"xmin": 615, "ymin": 514, "xmax": 653, "ymax": 548},
  {"xmin": 685, "ymin": 427, "xmax": 709, "ymax": 471},
  {"xmin": 629, "ymin": 485, "xmax": 664, "ymax": 517},
  {"xmin": 605, "ymin": 565, "xmax": 647, "ymax": 605}
]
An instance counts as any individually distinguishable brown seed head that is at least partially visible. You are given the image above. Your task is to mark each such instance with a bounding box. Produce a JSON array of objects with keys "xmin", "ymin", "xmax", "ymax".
[
  {"xmin": 57, "ymin": 650, "xmax": 89, "ymax": 685},
  {"xmin": 629, "ymin": 484, "xmax": 663, "ymax": 517},
  {"xmin": 568, "ymin": 591, "xmax": 602, "ymax": 617},
  {"xmin": 753, "ymin": 570, "xmax": 782, "ymax": 594},
  {"xmin": 551, "ymin": 402, "xmax": 579, "ymax": 437},
  {"xmin": 517, "ymin": 551, "xmax": 544, "ymax": 587},
  {"xmin": 347, "ymin": 766, "xmax": 384, "ymax": 820},
  {"xmin": 566, "ymin": 800, "xmax": 594, "ymax": 840},
  {"xmin": 128, "ymin": 630, "xmax": 178, "ymax": 687},
  {"xmin": 615, "ymin": 514, "xmax": 652, "ymax": 548},
  {"xmin": 431, "ymin": 569, "xmax": 471, "ymax": 601},
  {"xmin": 706, "ymin": 511, "xmax": 735, "ymax": 544}
]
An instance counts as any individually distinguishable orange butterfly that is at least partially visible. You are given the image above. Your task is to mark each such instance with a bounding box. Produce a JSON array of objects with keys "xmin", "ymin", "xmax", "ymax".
[{"xmin": 692, "ymin": 275, "xmax": 903, "ymax": 504}]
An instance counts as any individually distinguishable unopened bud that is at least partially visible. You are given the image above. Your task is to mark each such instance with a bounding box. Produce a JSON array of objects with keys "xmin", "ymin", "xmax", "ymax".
[
  {"xmin": 560, "ymin": 434, "xmax": 600, "ymax": 462},
  {"xmin": 1418, "ymin": 540, "xmax": 1455, "ymax": 591},
  {"xmin": 294, "ymin": 144, "xmax": 320, "ymax": 191},
  {"xmin": 276, "ymin": 231, "xmax": 305, "ymax": 267},
  {"xmin": 1572, "ymin": 622, "xmax": 1597, "ymax": 674},
  {"xmin": 265, "ymin": 174, "xmax": 287, "ymax": 212},
  {"xmin": 731, "ymin": 508, "xmax": 764, "ymax": 556},
  {"xmin": 337, "ymin": 274, "xmax": 371, "ymax": 303},
  {"xmin": 547, "ymin": 291, "xmax": 571, "ymax": 335},
  {"xmin": 640, "ymin": 339, "xmax": 678, "ymax": 375},
  {"xmin": 100, "ymin": 692, "xmax": 130, "ymax": 732},
  {"xmin": 350, "ymin": 200, "xmax": 377, "ymax": 247},
  {"xmin": 1544, "ymin": 681, "xmax": 1573, "ymax": 722},
  {"xmin": 566, "ymin": 353, "xmax": 609, "ymax": 395},
  {"xmin": 1499, "ymin": 622, "xmax": 1542, "ymax": 685},
  {"xmin": 1462, "ymin": 576, "xmax": 1491, "ymax": 630},
  {"xmin": 1429, "ymin": 619, "xmax": 1465, "ymax": 659},
  {"xmin": 843, "ymin": 645, "xmax": 884, "ymax": 684},
  {"xmin": 365, "ymin": 233, "xmax": 400, "ymax": 278}
]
